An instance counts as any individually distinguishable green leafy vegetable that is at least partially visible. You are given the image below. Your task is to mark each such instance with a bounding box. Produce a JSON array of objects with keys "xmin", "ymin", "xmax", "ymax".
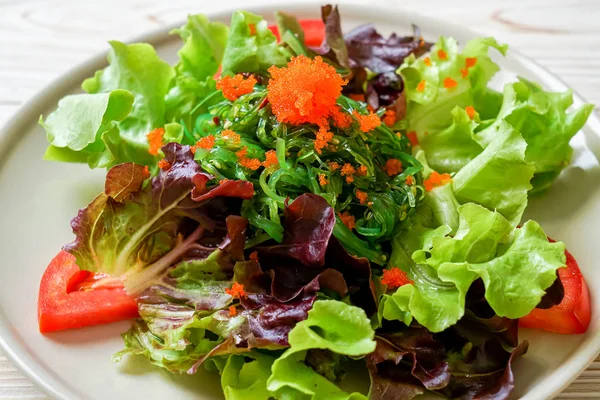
[
  {"xmin": 399, "ymin": 37, "xmax": 507, "ymax": 141},
  {"xmin": 221, "ymin": 11, "xmax": 287, "ymax": 76},
  {"xmin": 267, "ymin": 300, "xmax": 375, "ymax": 399},
  {"xmin": 383, "ymin": 203, "xmax": 565, "ymax": 332},
  {"xmin": 41, "ymin": 89, "xmax": 134, "ymax": 167},
  {"xmin": 499, "ymin": 79, "xmax": 594, "ymax": 193}
]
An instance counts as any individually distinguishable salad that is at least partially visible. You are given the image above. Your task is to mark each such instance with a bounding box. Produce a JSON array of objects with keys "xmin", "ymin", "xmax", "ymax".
[{"xmin": 37, "ymin": 5, "xmax": 593, "ymax": 400}]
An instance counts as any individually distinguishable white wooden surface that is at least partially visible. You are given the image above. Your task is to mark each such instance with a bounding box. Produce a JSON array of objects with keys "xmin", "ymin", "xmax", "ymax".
[{"xmin": 0, "ymin": 0, "xmax": 598, "ymax": 398}]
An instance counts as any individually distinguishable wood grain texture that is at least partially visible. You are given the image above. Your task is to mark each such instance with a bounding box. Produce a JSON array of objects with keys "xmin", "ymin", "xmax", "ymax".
[{"xmin": 0, "ymin": 0, "xmax": 598, "ymax": 398}]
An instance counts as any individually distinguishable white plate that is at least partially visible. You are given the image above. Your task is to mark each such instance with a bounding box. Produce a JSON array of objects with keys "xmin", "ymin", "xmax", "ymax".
[{"xmin": 0, "ymin": 2, "xmax": 598, "ymax": 399}]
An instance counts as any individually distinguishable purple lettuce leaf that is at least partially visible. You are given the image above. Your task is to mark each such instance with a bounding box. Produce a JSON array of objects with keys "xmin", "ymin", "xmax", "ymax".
[
  {"xmin": 64, "ymin": 143, "xmax": 253, "ymax": 296},
  {"xmin": 369, "ymin": 310, "xmax": 528, "ymax": 400},
  {"xmin": 309, "ymin": 5, "xmax": 349, "ymax": 70},
  {"xmin": 261, "ymin": 193, "xmax": 336, "ymax": 267},
  {"xmin": 344, "ymin": 24, "xmax": 430, "ymax": 73},
  {"xmin": 104, "ymin": 162, "xmax": 148, "ymax": 202}
]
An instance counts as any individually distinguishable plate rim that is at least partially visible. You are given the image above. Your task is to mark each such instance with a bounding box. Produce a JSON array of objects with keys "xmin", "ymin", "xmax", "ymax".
[{"xmin": 0, "ymin": 1, "xmax": 598, "ymax": 399}]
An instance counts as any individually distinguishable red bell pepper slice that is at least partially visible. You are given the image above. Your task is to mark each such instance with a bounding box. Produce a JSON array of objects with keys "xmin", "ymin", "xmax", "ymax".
[
  {"xmin": 520, "ymin": 244, "xmax": 591, "ymax": 334},
  {"xmin": 38, "ymin": 251, "xmax": 139, "ymax": 333}
]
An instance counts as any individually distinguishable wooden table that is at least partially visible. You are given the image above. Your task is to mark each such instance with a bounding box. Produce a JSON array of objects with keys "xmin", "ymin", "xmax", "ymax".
[{"xmin": 0, "ymin": 0, "xmax": 598, "ymax": 398}]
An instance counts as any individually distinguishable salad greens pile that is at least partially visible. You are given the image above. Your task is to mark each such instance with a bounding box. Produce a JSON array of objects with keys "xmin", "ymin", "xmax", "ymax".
[{"xmin": 40, "ymin": 4, "xmax": 592, "ymax": 400}]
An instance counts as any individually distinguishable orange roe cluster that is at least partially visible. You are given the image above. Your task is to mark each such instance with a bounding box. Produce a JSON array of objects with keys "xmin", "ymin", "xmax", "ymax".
[
  {"xmin": 405, "ymin": 175, "xmax": 414, "ymax": 185},
  {"xmin": 157, "ymin": 159, "xmax": 171, "ymax": 170},
  {"xmin": 352, "ymin": 110, "xmax": 381, "ymax": 133},
  {"xmin": 216, "ymin": 74, "xmax": 257, "ymax": 101},
  {"xmin": 406, "ymin": 131, "xmax": 419, "ymax": 146},
  {"xmin": 328, "ymin": 161, "xmax": 340, "ymax": 171},
  {"xmin": 423, "ymin": 56, "xmax": 432, "ymax": 66},
  {"xmin": 225, "ymin": 282, "xmax": 247, "ymax": 299},
  {"xmin": 249, "ymin": 251, "xmax": 259, "ymax": 262},
  {"xmin": 357, "ymin": 165, "xmax": 367, "ymax": 176},
  {"xmin": 340, "ymin": 163, "xmax": 356, "ymax": 184},
  {"xmin": 147, "ymin": 127, "xmax": 165, "ymax": 156},
  {"xmin": 229, "ymin": 305, "xmax": 238, "ymax": 317},
  {"xmin": 381, "ymin": 267, "xmax": 413, "ymax": 289},
  {"xmin": 461, "ymin": 57, "xmax": 478, "ymax": 79},
  {"xmin": 465, "ymin": 106, "xmax": 476, "ymax": 120},
  {"xmin": 339, "ymin": 212, "xmax": 356, "ymax": 230},
  {"xmin": 267, "ymin": 55, "xmax": 349, "ymax": 153},
  {"xmin": 416, "ymin": 80, "xmax": 426, "ymax": 93},
  {"xmin": 142, "ymin": 166, "xmax": 150, "ymax": 177},
  {"xmin": 356, "ymin": 189, "xmax": 368, "ymax": 205},
  {"xmin": 424, "ymin": 171, "xmax": 452, "ymax": 191},
  {"xmin": 318, "ymin": 174, "xmax": 328, "ymax": 186},
  {"xmin": 443, "ymin": 77, "xmax": 458, "ymax": 89},
  {"xmin": 262, "ymin": 150, "xmax": 278, "ymax": 168},
  {"xmin": 384, "ymin": 159, "xmax": 403, "ymax": 176},
  {"xmin": 221, "ymin": 129, "xmax": 241, "ymax": 144},
  {"xmin": 437, "ymin": 49, "xmax": 448, "ymax": 60},
  {"xmin": 236, "ymin": 147, "xmax": 262, "ymax": 171},
  {"xmin": 383, "ymin": 109, "xmax": 396, "ymax": 127}
]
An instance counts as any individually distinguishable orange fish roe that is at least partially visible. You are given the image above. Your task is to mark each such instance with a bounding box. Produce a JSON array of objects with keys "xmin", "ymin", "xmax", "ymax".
[
  {"xmin": 328, "ymin": 161, "xmax": 340, "ymax": 171},
  {"xmin": 465, "ymin": 57, "xmax": 477, "ymax": 68},
  {"xmin": 381, "ymin": 267, "xmax": 413, "ymax": 289},
  {"xmin": 348, "ymin": 93, "xmax": 366, "ymax": 102},
  {"xmin": 382, "ymin": 109, "xmax": 397, "ymax": 127},
  {"xmin": 352, "ymin": 110, "xmax": 381, "ymax": 133},
  {"xmin": 356, "ymin": 189, "xmax": 368, "ymax": 205},
  {"xmin": 465, "ymin": 106, "xmax": 476, "ymax": 120},
  {"xmin": 236, "ymin": 147, "xmax": 262, "ymax": 170},
  {"xmin": 190, "ymin": 145, "xmax": 197, "ymax": 154},
  {"xmin": 216, "ymin": 74, "xmax": 257, "ymax": 101},
  {"xmin": 339, "ymin": 212, "xmax": 356, "ymax": 230},
  {"xmin": 262, "ymin": 150, "xmax": 279, "ymax": 168},
  {"xmin": 437, "ymin": 49, "xmax": 448, "ymax": 60},
  {"xmin": 340, "ymin": 163, "xmax": 356, "ymax": 184},
  {"xmin": 219, "ymin": 178, "xmax": 230, "ymax": 185},
  {"xmin": 384, "ymin": 159, "xmax": 403, "ymax": 176},
  {"xmin": 314, "ymin": 125, "xmax": 335, "ymax": 154},
  {"xmin": 146, "ymin": 127, "xmax": 165, "ymax": 156},
  {"xmin": 229, "ymin": 305, "xmax": 238, "ymax": 316},
  {"xmin": 221, "ymin": 129, "xmax": 241, "ymax": 144},
  {"xmin": 248, "ymin": 23, "xmax": 256, "ymax": 36},
  {"xmin": 405, "ymin": 175, "xmax": 414, "ymax": 185},
  {"xmin": 225, "ymin": 282, "xmax": 247, "ymax": 299},
  {"xmin": 267, "ymin": 55, "xmax": 346, "ymax": 145},
  {"xmin": 416, "ymin": 80, "xmax": 426, "ymax": 92},
  {"xmin": 443, "ymin": 77, "xmax": 458, "ymax": 89},
  {"xmin": 356, "ymin": 165, "xmax": 367, "ymax": 176},
  {"xmin": 424, "ymin": 171, "xmax": 452, "ymax": 191},
  {"xmin": 406, "ymin": 131, "xmax": 419, "ymax": 146},
  {"xmin": 461, "ymin": 68, "xmax": 469, "ymax": 79},
  {"xmin": 157, "ymin": 159, "xmax": 171, "ymax": 170},
  {"xmin": 142, "ymin": 166, "xmax": 150, "ymax": 177},
  {"xmin": 318, "ymin": 174, "xmax": 328, "ymax": 186},
  {"xmin": 332, "ymin": 108, "xmax": 353, "ymax": 129},
  {"xmin": 249, "ymin": 251, "xmax": 259, "ymax": 262},
  {"xmin": 197, "ymin": 135, "xmax": 216, "ymax": 150},
  {"xmin": 423, "ymin": 56, "xmax": 432, "ymax": 67}
]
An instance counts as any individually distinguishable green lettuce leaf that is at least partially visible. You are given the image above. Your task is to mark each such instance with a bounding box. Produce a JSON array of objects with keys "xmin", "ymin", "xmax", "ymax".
[
  {"xmin": 221, "ymin": 11, "xmax": 287, "ymax": 76},
  {"xmin": 82, "ymin": 40, "xmax": 175, "ymax": 165},
  {"xmin": 383, "ymin": 203, "xmax": 565, "ymax": 332},
  {"xmin": 220, "ymin": 352, "xmax": 277, "ymax": 400},
  {"xmin": 165, "ymin": 14, "xmax": 227, "ymax": 128},
  {"xmin": 498, "ymin": 79, "xmax": 593, "ymax": 193},
  {"xmin": 452, "ymin": 119, "xmax": 535, "ymax": 225},
  {"xmin": 41, "ymin": 89, "xmax": 134, "ymax": 168},
  {"xmin": 419, "ymin": 106, "xmax": 483, "ymax": 173},
  {"xmin": 399, "ymin": 37, "xmax": 507, "ymax": 140},
  {"xmin": 266, "ymin": 300, "xmax": 375, "ymax": 399}
]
